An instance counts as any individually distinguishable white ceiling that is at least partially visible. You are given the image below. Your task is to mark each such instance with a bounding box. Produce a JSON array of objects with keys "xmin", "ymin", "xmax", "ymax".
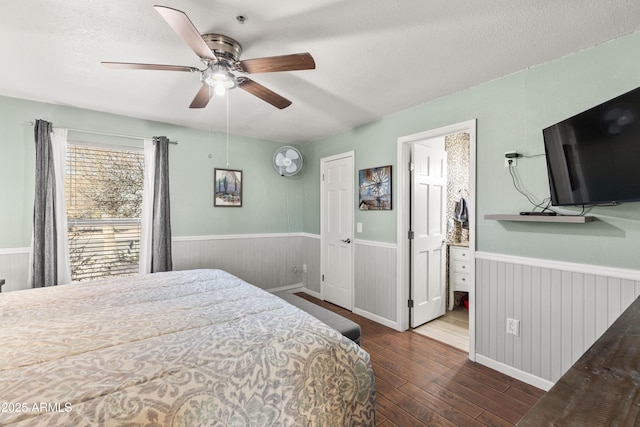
[{"xmin": 2, "ymin": 1, "xmax": 640, "ymax": 143}]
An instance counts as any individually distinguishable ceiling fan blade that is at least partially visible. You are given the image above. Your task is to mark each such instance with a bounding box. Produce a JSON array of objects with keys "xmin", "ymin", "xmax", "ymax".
[
  {"xmin": 189, "ymin": 83, "xmax": 212, "ymax": 108},
  {"xmin": 236, "ymin": 53, "xmax": 315, "ymax": 74},
  {"xmin": 237, "ymin": 77, "xmax": 292, "ymax": 109},
  {"xmin": 101, "ymin": 62, "xmax": 198, "ymax": 72},
  {"xmin": 154, "ymin": 6, "xmax": 216, "ymax": 61}
]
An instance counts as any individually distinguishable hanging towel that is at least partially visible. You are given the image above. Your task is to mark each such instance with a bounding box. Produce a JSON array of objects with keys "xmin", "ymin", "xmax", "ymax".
[{"xmin": 453, "ymin": 197, "xmax": 469, "ymax": 230}]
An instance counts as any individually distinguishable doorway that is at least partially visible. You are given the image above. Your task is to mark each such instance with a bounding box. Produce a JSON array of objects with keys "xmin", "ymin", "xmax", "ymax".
[{"xmin": 396, "ymin": 120, "xmax": 476, "ymax": 359}]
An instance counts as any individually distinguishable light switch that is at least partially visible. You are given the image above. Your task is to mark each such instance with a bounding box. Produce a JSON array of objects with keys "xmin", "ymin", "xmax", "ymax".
[{"xmin": 356, "ymin": 222, "xmax": 363, "ymax": 233}]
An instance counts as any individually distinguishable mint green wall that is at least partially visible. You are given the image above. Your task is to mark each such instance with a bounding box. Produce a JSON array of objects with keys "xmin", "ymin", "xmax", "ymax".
[
  {"xmin": 0, "ymin": 96, "xmax": 302, "ymax": 248},
  {"xmin": 303, "ymin": 31, "xmax": 640, "ymax": 269},
  {"xmin": 301, "ymin": 124, "xmax": 399, "ymax": 243},
  {"xmin": 4, "ymin": 30, "xmax": 640, "ymax": 269}
]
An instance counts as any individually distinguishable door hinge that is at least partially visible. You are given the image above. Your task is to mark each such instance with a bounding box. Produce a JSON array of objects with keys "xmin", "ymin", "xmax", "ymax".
[
  {"xmin": 408, "ymin": 162, "xmax": 415, "ymax": 171},
  {"xmin": 322, "ymin": 173, "xmax": 325, "ymax": 181},
  {"xmin": 408, "ymin": 230, "xmax": 414, "ymax": 240},
  {"xmin": 321, "ymin": 274, "xmax": 324, "ymax": 282},
  {"xmin": 408, "ymin": 299, "xmax": 414, "ymax": 308}
]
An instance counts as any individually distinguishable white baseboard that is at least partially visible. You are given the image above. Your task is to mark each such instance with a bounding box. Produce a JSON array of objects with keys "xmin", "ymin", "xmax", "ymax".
[
  {"xmin": 353, "ymin": 307, "xmax": 401, "ymax": 331},
  {"xmin": 475, "ymin": 354, "xmax": 554, "ymax": 391},
  {"xmin": 267, "ymin": 283, "xmax": 304, "ymax": 294},
  {"xmin": 295, "ymin": 290, "xmax": 401, "ymax": 331}
]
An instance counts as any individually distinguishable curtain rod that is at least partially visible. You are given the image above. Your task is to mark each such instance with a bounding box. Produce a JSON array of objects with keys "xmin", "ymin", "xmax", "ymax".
[{"xmin": 24, "ymin": 121, "xmax": 178, "ymax": 145}]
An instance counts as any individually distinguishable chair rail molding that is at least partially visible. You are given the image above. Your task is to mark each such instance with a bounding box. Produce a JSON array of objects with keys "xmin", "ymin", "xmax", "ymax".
[{"xmin": 476, "ymin": 251, "xmax": 640, "ymax": 281}]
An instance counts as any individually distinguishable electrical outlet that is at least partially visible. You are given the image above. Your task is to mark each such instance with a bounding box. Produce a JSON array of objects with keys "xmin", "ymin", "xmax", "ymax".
[
  {"xmin": 505, "ymin": 151, "xmax": 517, "ymax": 168},
  {"xmin": 507, "ymin": 318, "xmax": 520, "ymax": 336},
  {"xmin": 302, "ymin": 264, "xmax": 307, "ymax": 273}
]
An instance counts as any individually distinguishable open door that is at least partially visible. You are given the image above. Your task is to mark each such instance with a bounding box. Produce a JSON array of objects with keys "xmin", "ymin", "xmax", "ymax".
[{"xmin": 410, "ymin": 141, "xmax": 447, "ymax": 327}]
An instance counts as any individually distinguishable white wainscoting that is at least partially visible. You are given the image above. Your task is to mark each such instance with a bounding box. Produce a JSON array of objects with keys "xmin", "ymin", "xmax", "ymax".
[
  {"xmin": 278, "ymin": 234, "xmax": 399, "ymax": 328},
  {"xmin": 0, "ymin": 235, "xmax": 319, "ymax": 294},
  {"xmin": 301, "ymin": 233, "xmax": 321, "ymax": 294},
  {"xmin": 179, "ymin": 234, "xmax": 402, "ymax": 328},
  {"xmin": 354, "ymin": 239, "xmax": 398, "ymax": 328},
  {"xmin": 0, "ymin": 248, "xmax": 31, "ymax": 292},
  {"xmin": 1, "ymin": 236, "xmax": 400, "ymax": 331},
  {"xmin": 172, "ymin": 234, "xmax": 310, "ymax": 291},
  {"xmin": 476, "ymin": 251, "xmax": 640, "ymax": 390}
]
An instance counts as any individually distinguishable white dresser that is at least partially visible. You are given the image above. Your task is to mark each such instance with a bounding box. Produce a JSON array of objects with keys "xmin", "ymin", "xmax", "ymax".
[{"xmin": 448, "ymin": 245, "xmax": 471, "ymax": 310}]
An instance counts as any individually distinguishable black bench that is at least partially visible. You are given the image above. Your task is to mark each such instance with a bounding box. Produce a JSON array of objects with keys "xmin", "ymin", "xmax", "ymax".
[{"xmin": 274, "ymin": 291, "xmax": 361, "ymax": 345}]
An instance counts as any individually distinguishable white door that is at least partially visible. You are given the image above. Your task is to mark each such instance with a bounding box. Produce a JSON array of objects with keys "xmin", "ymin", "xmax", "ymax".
[
  {"xmin": 321, "ymin": 152, "xmax": 354, "ymax": 310},
  {"xmin": 410, "ymin": 141, "xmax": 447, "ymax": 327}
]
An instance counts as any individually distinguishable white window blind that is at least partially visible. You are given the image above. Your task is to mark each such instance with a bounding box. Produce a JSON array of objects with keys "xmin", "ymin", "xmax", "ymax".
[{"xmin": 66, "ymin": 144, "xmax": 144, "ymax": 282}]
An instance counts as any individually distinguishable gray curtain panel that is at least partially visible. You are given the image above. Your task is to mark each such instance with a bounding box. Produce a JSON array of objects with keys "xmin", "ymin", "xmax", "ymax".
[
  {"xmin": 151, "ymin": 136, "xmax": 172, "ymax": 272},
  {"xmin": 32, "ymin": 119, "xmax": 57, "ymax": 287}
]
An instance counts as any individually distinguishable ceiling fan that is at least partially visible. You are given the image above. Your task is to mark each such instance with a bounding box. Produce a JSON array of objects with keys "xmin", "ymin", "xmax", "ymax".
[{"xmin": 101, "ymin": 5, "xmax": 315, "ymax": 109}]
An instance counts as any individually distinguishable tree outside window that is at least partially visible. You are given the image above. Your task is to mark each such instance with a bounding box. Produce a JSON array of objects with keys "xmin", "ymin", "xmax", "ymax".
[{"xmin": 66, "ymin": 145, "xmax": 144, "ymax": 281}]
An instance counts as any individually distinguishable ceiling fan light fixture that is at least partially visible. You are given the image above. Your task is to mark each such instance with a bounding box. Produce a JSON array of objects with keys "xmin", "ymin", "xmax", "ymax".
[
  {"xmin": 203, "ymin": 66, "xmax": 237, "ymax": 96},
  {"xmin": 213, "ymin": 80, "xmax": 229, "ymax": 96}
]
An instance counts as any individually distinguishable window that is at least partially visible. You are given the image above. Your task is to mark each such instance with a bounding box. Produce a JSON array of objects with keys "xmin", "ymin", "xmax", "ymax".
[{"xmin": 65, "ymin": 144, "xmax": 144, "ymax": 282}]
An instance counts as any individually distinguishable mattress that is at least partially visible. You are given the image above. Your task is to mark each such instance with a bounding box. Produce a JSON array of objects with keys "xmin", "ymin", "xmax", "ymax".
[{"xmin": 0, "ymin": 269, "xmax": 375, "ymax": 426}]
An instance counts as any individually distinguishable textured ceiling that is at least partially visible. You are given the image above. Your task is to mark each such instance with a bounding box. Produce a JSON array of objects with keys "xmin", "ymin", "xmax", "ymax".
[{"xmin": 2, "ymin": 1, "xmax": 640, "ymax": 143}]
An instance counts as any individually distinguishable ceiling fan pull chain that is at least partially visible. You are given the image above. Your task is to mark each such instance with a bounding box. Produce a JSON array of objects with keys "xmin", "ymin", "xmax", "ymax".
[{"xmin": 226, "ymin": 91, "xmax": 230, "ymax": 168}]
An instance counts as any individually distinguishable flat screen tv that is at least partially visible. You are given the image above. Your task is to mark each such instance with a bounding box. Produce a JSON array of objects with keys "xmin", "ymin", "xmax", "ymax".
[{"xmin": 542, "ymin": 86, "xmax": 640, "ymax": 206}]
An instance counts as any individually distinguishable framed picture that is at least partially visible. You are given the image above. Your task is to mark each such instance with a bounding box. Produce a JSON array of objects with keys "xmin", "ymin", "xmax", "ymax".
[
  {"xmin": 214, "ymin": 168, "xmax": 242, "ymax": 207},
  {"xmin": 359, "ymin": 165, "xmax": 392, "ymax": 210}
]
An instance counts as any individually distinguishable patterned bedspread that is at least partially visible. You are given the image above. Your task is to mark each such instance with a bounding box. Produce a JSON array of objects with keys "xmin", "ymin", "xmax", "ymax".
[{"xmin": 0, "ymin": 269, "xmax": 375, "ymax": 426}]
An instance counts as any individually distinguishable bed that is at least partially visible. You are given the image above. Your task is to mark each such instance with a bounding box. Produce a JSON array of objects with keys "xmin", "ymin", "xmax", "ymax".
[{"xmin": 0, "ymin": 269, "xmax": 375, "ymax": 426}]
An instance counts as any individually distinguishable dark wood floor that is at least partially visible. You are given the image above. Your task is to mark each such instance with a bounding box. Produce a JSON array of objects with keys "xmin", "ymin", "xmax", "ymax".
[{"xmin": 295, "ymin": 293, "xmax": 545, "ymax": 427}]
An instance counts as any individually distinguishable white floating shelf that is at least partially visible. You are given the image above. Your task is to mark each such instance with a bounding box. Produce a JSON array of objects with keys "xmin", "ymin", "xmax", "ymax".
[{"xmin": 485, "ymin": 214, "xmax": 596, "ymax": 223}]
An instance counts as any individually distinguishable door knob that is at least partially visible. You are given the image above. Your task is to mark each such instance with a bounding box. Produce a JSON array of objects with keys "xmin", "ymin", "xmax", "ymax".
[{"xmin": 341, "ymin": 238, "xmax": 351, "ymax": 244}]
